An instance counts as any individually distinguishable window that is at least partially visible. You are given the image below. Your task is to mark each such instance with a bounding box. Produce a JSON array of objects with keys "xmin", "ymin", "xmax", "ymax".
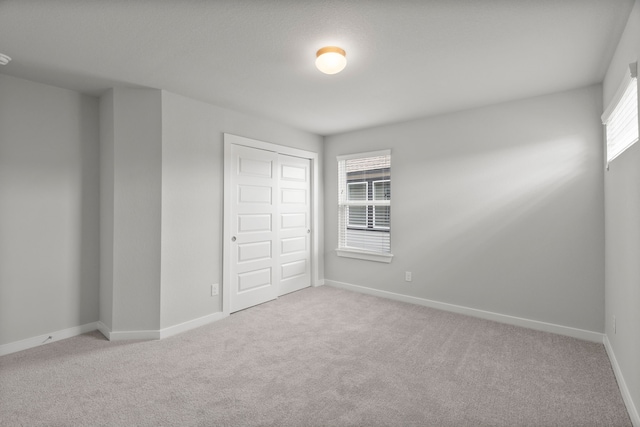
[
  {"xmin": 602, "ymin": 62, "xmax": 638, "ymax": 165},
  {"xmin": 337, "ymin": 150, "xmax": 393, "ymax": 263}
]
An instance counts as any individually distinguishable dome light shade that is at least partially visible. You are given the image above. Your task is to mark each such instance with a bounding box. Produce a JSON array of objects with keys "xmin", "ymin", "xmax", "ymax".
[{"xmin": 315, "ymin": 46, "xmax": 346, "ymax": 74}]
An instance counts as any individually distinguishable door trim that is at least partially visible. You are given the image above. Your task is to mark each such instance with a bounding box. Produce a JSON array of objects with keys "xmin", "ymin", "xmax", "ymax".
[{"xmin": 223, "ymin": 133, "xmax": 320, "ymax": 315}]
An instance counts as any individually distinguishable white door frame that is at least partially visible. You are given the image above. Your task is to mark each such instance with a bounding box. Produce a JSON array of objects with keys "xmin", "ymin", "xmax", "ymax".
[{"xmin": 223, "ymin": 133, "xmax": 320, "ymax": 315}]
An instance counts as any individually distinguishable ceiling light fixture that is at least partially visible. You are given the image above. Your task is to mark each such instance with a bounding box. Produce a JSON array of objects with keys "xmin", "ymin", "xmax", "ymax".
[
  {"xmin": 0, "ymin": 53, "xmax": 11, "ymax": 66},
  {"xmin": 315, "ymin": 46, "xmax": 346, "ymax": 75}
]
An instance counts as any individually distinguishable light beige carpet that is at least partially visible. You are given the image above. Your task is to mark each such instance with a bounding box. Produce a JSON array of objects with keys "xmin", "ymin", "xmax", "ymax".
[{"xmin": 0, "ymin": 286, "xmax": 631, "ymax": 426}]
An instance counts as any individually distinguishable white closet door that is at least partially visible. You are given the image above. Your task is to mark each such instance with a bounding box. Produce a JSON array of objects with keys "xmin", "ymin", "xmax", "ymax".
[
  {"xmin": 229, "ymin": 144, "xmax": 279, "ymax": 313},
  {"xmin": 277, "ymin": 154, "xmax": 311, "ymax": 296}
]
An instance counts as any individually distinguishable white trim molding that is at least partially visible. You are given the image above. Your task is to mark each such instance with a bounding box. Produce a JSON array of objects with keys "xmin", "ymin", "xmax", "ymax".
[
  {"xmin": 337, "ymin": 149, "xmax": 391, "ymax": 161},
  {"xmin": 98, "ymin": 311, "xmax": 229, "ymax": 342},
  {"xmin": 0, "ymin": 322, "xmax": 98, "ymax": 357},
  {"xmin": 106, "ymin": 329, "xmax": 161, "ymax": 341},
  {"xmin": 325, "ymin": 280, "xmax": 603, "ymax": 343},
  {"xmin": 159, "ymin": 312, "xmax": 228, "ymax": 339},
  {"xmin": 96, "ymin": 321, "xmax": 112, "ymax": 340},
  {"xmin": 335, "ymin": 248, "xmax": 393, "ymax": 263},
  {"xmin": 0, "ymin": 319, "xmax": 187, "ymax": 353},
  {"xmin": 604, "ymin": 335, "xmax": 640, "ymax": 427}
]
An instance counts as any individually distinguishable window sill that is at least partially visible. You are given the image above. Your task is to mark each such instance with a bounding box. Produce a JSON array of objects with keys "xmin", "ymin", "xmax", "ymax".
[{"xmin": 335, "ymin": 248, "xmax": 394, "ymax": 263}]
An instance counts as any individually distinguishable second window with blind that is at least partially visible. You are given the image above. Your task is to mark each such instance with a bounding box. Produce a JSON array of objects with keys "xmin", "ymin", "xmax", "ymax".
[
  {"xmin": 337, "ymin": 150, "xmax": 393, "ymax": 263},
  {"xmin": 602, "ymin": 61, "xmax": 638, "ymax": 166}
]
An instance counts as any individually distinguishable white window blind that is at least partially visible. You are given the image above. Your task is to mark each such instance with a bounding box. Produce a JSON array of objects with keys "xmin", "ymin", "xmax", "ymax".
[
  {"xmin": 337, "ymin": 150, "xmax": 392, "ymax": 262},
  {"xmin": 602, "ymin": 62, "xmax": 638, "ymax": 164}
]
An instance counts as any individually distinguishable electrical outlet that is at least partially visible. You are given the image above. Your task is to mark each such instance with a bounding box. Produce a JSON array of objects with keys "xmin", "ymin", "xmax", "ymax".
[
  {"xmin": 405, "ymin": 271, "xmax": 412, "ymax": 282},
  {"xmin": 211, "ymin": 283, "xmax": 219, "ymax": 296}
]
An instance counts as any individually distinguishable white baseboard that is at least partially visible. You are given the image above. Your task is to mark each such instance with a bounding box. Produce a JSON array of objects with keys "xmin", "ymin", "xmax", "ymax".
[
  {"xmin": 1, "ymin": 311, "xmax": 231, "ymax": 354},
  {"xmin": 313, "ymin": 279, "xmax": 326, "ymax": 287},
  {"xmin": 0, "ymin": 322, "xmax": 98, "ymax": 357},
  {"xmin": 325, "ymin": 280, "xmax": 603, "ymax": 343},
  {"xmin": 96, "ymin": 321, "xmax": 162, "ymax": 341},
  {"xmin": 98, "ymin": 311, "xmax": 229, "ymax": 342},
  {"xmin": 604, "ymin": 335, "xmax": 640, "ymax": 427},
  {"xmin": 107, "ymin": 329, "xmax": 161, "ymax": 341},
  {"xmin": 96, "ymin": 321, "xmax": 111, "ymax": 340},
  {"xmin": 159, "ymin": 311, "xmax": 228, "ymax": 339}
]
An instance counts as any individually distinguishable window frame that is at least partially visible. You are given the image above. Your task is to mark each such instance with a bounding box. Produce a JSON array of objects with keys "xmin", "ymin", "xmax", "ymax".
[{"xmin": 336, "ymin": 150, "xmax": 393, "ymax": 263}]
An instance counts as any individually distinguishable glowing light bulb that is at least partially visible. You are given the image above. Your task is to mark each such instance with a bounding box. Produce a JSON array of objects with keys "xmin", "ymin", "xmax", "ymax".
[{"xmin": 315, "ymin": 47, "xmax": 346, "ymax": 75}]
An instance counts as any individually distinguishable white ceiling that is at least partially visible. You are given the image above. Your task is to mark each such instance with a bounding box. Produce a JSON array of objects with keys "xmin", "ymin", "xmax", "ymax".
[{"xmin": 0, "ymin": 0, "xmax": 634, "ymax": 136}]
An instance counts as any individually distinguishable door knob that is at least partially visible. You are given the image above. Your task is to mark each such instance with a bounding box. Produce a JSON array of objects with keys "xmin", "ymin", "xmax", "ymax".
[
  {"xmin": 231, "ymin": 236, "xmax": 237, "ymax": 242},
  {"xmin": 307, "ymin": 229, "xmax": 311, "ymax": 234}
]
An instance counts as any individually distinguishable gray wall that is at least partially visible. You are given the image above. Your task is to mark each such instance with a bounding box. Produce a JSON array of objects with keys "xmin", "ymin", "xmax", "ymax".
[
  {"xmin": 110, "ymin": 88, "xmax": 163, "ymax": 332},
  {"xmin": 160, "ymin": 91, "xmax": 324, "ymax": 329},
  {"xmin": 0, "ymin": 74, "xmax": 100, "ymax": 345},
  {"xmin": 602, "ymin": 0, "xmax": 640, "ymax": 418},
  {"xmin": 324, "ymin": 85, "xmax": 605, "ymax": 333}
]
